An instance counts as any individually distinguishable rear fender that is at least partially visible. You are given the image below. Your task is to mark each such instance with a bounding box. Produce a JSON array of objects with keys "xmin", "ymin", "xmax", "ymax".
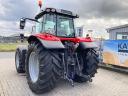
[
  {"xmin": 78, "ymin": 42, "xmax": 98, "ymax": 50},
  {"xmin": 28, "ymin": 36, "xmax": 65, "ymax": 49}
]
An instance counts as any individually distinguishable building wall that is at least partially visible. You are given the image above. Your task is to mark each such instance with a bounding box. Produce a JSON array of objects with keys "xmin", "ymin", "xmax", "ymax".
[
  {"xmin": 109, "ymin": 26, "xmax": 128, "ymax": 40},
  {"xmin": 109, "ymin": 29, "xmax": 117, "ymax": 40}
]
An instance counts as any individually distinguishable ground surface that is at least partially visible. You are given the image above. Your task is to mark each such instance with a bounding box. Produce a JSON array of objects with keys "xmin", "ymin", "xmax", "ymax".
[
  {"xmin": 0, "ymin": 52, "xmax": 128, "ymax": 96},
  {"xmin": 0, "ymin": 43, "xmax": 27, "ymax": 52},
  {"xmin": 0, "ymin": 43, "xmax": 18, "ymax": 52}
]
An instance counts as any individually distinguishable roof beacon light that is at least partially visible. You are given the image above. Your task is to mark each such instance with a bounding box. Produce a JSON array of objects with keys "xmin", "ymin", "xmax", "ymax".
[{"xmin": 38, "ymin": 0, "xmax": 42, "ymax": 8}]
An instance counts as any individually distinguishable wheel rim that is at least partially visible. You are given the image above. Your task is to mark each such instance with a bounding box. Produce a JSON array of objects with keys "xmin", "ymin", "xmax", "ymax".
[
  {"xmin": 16, "ymin": 52, "xmax": 19, "ymax": 69},
  {"xmin": 29, "ymin": 52, "xmax": 39, "ymax": 83}
]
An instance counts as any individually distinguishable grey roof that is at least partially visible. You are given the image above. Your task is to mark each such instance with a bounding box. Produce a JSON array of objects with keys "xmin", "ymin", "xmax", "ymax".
[{"xmin": 107, "ymin": 24, "xmax": 128, "ymax": 32}]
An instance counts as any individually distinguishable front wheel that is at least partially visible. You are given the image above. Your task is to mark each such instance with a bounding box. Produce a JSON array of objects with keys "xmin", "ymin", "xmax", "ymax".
[
  {"xmin": 15, "ymin": 48, "xmax": 26, "ymax": 73},
  {"xmin": 26, "ymin": 42, "xmax": 62, "ymax": 94}
]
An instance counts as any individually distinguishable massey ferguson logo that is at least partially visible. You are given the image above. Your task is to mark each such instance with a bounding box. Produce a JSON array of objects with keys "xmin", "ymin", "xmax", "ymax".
[{"xmin": 118, "ymin": 43, "xmax": 128, "ymax": 53}]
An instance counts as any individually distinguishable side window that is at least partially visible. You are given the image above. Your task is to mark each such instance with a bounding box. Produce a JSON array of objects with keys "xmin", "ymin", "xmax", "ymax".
[
  {"xmin": 31, "ymin": 26, "xmax": 36, "ymax": 34},
  {"xmin": 35, "ymin": 18, "xmax": 43, "ymax": 33},
  {"xmin": 43, "ymin": 14, "xmax": 56, "ymax": 35}
]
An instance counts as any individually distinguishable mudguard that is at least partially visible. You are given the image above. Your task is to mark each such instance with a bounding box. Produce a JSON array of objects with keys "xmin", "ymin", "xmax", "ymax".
[
  {"xmin": 78, "ymin": 42, "xmax": 98, "ymax": 50},
  {"xmin": 28, "ymin": 35, "xmax": 65, "ymax": 49},
  {"xmin": 38, "ymin": 38, "xmax": 65, "ymax": 49}
]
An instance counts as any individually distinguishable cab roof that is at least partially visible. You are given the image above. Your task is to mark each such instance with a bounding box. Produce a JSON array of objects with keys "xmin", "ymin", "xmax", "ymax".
[{"xmin": 35, "ymin": 8, "xmax": 79, "ymax": 19}]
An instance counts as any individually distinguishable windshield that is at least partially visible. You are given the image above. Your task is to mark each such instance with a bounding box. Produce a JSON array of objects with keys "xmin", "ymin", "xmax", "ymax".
[{"xmin": 57, "ymin": 16, "xmax": 75, "ymax": 37}]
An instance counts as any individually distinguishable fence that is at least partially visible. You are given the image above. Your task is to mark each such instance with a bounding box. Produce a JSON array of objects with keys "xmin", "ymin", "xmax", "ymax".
[{"xmin": 0, "ymin": 37, "xmax": 20, "ymax": 43}]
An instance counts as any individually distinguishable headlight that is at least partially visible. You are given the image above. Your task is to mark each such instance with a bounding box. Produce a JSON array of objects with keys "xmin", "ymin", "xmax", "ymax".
[{"xmin": 51, "ymin": 8, "xmax": 56, "ymax": 12}]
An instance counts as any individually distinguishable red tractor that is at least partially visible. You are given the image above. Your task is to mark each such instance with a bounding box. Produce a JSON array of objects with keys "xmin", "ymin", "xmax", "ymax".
[{"xmin": 15, "ymin": 8, "xmax": 99, "ymax": 94}]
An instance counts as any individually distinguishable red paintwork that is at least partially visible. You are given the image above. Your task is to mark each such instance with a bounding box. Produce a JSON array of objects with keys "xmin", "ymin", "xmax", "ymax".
[
  {"xmin": 34, "ymin": 33, "xmax": 93, "ymax": 43},
  {"xmin": 34, "ymin": 33, "xmax": 60, "ymax": 41},
  {"xmin": 59, "ymin": 37, "xmax": 93, "ymax": 43}
]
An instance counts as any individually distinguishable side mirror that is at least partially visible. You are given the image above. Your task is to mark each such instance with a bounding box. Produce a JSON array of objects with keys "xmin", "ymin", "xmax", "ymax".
[{"xmin": 20, "ymin": 18, "xmax": 26, "ymax": 29}]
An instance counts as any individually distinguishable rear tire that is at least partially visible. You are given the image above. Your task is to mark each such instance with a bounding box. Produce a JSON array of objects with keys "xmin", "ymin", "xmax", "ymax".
[
  {"xmin": 15, "ymin": 48, "xmax": 26, "ymax": 73},
  {"xmin": 74, "ymin": 49, "xmax": 99, "ymax": 83},
  {"xmin": 26, "ymin": 42, "xmax": 62, "ymax": 94}
]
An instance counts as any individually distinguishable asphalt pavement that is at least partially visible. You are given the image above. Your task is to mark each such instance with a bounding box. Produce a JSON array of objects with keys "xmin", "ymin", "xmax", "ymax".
[{"xmin": 0, "ymin": 52, "xmax": 128, "ymax": 96}]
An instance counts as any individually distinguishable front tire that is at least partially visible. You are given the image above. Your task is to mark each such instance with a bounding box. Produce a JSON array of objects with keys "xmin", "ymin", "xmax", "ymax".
[
  {"xmin": 15, "ymin": 48, "xmax": 26, "ymax": 73},
  {"xmin": 26, "ymin": 42, "xmax": 62, "ymax": 94},
  {"xmin": 74, "ymin": 49, "xmax": 99, "ymax": 83}
]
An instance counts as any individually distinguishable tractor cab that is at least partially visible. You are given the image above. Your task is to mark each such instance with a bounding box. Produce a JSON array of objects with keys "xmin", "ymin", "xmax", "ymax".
[{"xmin": 20, "ymin": 8, "xmax": 78, "ymax": 38}]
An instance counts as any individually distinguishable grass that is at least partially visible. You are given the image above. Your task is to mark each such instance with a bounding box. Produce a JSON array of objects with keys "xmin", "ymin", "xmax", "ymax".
[{"xmin": 0, "ymin": 43, "xmax": 19, "ymax": 52}]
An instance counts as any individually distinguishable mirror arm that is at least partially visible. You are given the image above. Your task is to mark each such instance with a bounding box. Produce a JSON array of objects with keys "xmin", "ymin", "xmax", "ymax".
[{"xmin": 22, "ymin": 18, "xmax": 39, "ymax": 23}]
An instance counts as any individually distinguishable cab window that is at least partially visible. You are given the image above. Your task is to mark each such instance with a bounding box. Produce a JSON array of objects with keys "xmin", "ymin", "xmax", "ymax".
[
  {"xmin": 35, "ymin": 18, "xmax": 43, "ymax": 33},
  {"xmin": 43, "ymin": 14, "xmax": 56, "ymax": 35}
]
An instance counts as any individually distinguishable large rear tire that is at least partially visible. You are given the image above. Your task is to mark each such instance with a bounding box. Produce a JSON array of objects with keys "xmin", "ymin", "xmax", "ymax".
[
  {"xmin": 26, "ymin": 42, "xmax": 62, "ymax": 94},
  {"xmin": 74, "ymin": 49, "xmax": 99, "ymax": 83}
]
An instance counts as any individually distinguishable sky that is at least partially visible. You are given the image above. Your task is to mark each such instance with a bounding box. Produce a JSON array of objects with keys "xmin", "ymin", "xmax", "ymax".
[{"xmin": 0, "ymin": 0, "xmax": 128, "ymax": 38}]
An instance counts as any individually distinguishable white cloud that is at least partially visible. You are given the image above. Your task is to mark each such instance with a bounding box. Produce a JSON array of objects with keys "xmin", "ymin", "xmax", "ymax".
[{"xmin": 0, "ymin": 0, "xmax": 128, "ymax": 38}]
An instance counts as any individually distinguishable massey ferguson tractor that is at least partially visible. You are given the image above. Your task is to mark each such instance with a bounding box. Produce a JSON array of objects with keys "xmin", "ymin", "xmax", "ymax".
[{"xmin": 15, "ymin": 7, "xmax": 99, "ymax": 94}]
